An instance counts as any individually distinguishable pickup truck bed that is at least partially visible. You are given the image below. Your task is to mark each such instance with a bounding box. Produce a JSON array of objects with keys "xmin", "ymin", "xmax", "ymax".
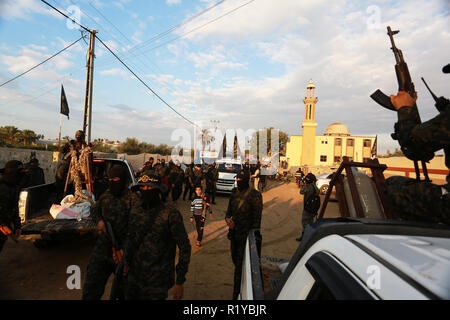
[{"xmin": 19, "ymin": 158, "xmax": 136, "ymax": 242}]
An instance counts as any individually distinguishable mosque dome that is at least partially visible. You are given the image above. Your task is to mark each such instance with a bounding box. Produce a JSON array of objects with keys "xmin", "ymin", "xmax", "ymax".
[{"xmin": 324, "ymin": 123, "xmax": 350, "ymax": 136}]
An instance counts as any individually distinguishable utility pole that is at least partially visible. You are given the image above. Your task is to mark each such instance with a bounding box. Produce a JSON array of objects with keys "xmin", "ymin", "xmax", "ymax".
[{"xmin": 82, "ymin": 30, "xmax": 98, "ymax": 144}]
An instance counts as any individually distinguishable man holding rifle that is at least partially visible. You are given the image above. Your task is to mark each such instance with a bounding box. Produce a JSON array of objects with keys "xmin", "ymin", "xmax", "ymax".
[
  {"xmin": 82, "ymin": 165, "xmax": 143, "ymax": 300},
  {"xmin": 384, "ymin": 65, "xmax": 449, "ymax": 224},
  {"xmin": 371, "ymin": 26, "xmax": 449, "ymax": 225}
]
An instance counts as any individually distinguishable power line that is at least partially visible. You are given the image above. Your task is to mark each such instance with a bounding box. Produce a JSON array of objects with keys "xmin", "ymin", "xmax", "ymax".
[
  {"xmin": 41, "ymin": 0, "xmax": 90, "ymax": 32},
  {"xmin": 95, "ymin": 35, "xmax": 198, "ymax": 127},
  {"xmin": 122, "ymin": 0, "xmax": 228, "ymax": 57},
  {"xmin": 41, "ymin": 0, "xmax": 198, "ymax": 127},
  {"xmin": 105, "ymin": 0, "xmax": 257, "ymax": 62},
  {"xmin": 0, "ymin": 36, "xmax": 84, "ymax": 88}
]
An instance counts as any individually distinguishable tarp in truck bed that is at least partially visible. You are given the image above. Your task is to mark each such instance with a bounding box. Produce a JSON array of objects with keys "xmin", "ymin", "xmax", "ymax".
[{"xmin": 21, "ymin": 218, "xmax": 97, "ymax": 236}]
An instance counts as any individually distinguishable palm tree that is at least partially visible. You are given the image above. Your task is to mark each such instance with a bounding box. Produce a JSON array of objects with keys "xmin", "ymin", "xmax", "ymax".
[{"xmin": 1, "ymin": 126, "xmax": 19, "ymax": 145}]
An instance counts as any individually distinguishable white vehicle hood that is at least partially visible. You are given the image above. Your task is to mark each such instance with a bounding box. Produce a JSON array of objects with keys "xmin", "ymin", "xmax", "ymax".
[{"xmin": 346, "ymin": 234, "xmax": 450, "ymax": 299}]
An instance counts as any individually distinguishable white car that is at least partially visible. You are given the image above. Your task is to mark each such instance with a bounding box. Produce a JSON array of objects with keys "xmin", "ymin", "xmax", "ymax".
[
  {"xmin": 240, "ymin": 218, "xmax": 450, "ymax": 300},
  {"xmin": 315, "ymin": 172, "xmax": 344, "ymax": 195},
  {"xmin": 216, "ymin": 158, "xmax": 243, "ymax": 193}
]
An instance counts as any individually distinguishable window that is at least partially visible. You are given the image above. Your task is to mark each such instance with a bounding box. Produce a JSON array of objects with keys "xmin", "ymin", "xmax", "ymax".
[
  {"xmin": 335, "ymin": 138, "xmax": 341, "ymax": 146},
  {"xmin": 320, "ymin": 155, "xmax": 327, "ymax": 162},
  {"xmin": 363, "ymin": 139, "xmax": 371, "ymax": 148},
  {"xmin": 305, "ymin": 252, "xmax": 375, "ymax": 300},
  {"xmin": 334, "ymin": 156, "xmax": 341, "ymax": 163},
  {"xmin": 347, "ymin": 139, "xmax": 354, "ymax": 147}
]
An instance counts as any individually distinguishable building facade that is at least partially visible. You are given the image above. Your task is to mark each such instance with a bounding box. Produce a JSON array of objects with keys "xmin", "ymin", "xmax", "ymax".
[{"xmin": 286, "ymin": 80, "xmax": 376, "ymax": 168}]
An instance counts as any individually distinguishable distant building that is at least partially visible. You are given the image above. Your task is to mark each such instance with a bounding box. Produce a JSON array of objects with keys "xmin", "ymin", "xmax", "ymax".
[{"xmin": 285, "ymin": 80, "xmax": 376, "ymax": 168}]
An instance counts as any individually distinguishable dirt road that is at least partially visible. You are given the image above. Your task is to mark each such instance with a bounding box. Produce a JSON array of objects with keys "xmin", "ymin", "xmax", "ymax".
[{"xmin": 0, "ymin": 180, "xmax": 340, "ymax": 300}]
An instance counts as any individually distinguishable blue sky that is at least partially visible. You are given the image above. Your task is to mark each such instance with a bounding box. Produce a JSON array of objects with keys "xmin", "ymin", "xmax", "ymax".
[{"xmin": 0, "ymin": 0, "xmax": 449, "ymax": 154}]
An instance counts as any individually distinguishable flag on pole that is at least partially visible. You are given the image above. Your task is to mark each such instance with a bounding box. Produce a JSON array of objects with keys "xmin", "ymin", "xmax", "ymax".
[
  {"xmin": 60, "ymin": 85, "xmax": 70, "ymax": 119},
  {"xmin": 371, "ymin": 135, "xmax": 378, "ymax": 158}
]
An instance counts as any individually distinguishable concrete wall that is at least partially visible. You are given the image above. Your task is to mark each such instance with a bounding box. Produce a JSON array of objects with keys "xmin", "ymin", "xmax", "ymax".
[{"xmin": 0, "ymin": 147, "xmax": 59, "ymax": 183}]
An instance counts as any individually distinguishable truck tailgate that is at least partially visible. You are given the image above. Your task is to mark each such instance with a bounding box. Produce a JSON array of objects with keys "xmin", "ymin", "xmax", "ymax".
[{"xmin": 21, "ymin": 219, "xmax": 97, "ymax": 236}]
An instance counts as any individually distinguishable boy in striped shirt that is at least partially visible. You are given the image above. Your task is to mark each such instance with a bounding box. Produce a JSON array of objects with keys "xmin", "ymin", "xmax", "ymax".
[{"xmin": 190, "ymin": 186, "xmax": 213, "ymax": 247}]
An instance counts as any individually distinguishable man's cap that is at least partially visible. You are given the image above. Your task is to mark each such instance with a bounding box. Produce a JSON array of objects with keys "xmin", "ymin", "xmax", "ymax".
[
  {"xmin": 443, "ymin": 64, "xmax": 450, "ymax": 74},
  {"xmin": 0, "ymin": 160, "xmax": 24, "ymax": 174},
  {"xmin": 137, "ymin": 173, "xmax": 161, "ymax": 190}
]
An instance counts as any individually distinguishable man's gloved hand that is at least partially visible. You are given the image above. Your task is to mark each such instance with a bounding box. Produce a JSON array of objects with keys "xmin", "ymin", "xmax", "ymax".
[{"xmin": 390, "ymin": 91, "xmax": 418, "ymax": 110}]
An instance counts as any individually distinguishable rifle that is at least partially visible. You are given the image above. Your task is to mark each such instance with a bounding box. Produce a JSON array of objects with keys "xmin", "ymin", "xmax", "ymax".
[
  {"xmin": 421, "ymin": 77, "xmax": 450, "ymax": 113},
  {"xmin": 370, "ymin": 26, "xmax": 434, "ymax": 182},
  {"xmin": 105, "ymin": 221, "xmax": 125, "ymax": 300}
]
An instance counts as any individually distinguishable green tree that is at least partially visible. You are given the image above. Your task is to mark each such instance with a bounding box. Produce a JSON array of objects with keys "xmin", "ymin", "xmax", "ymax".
[
  {"xmin": 118, "ymin": 138, "xmax": 141, "ymax": 155},
  {"xmin": 0, "ymin": 126, "xmax": 20, "ymax": 145},
  {"xmin": 249, "ymin": 127, "xmax": 289, "ymax": 157}
]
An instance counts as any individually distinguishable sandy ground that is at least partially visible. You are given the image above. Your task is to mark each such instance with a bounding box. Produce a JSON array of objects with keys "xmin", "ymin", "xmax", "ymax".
[{"xmin": 0, "ymin": 179, "xmax": 340, "ymax": 300}]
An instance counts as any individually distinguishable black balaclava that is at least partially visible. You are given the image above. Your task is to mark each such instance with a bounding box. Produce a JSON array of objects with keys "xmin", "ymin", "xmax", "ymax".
[
  {"xmin": 140, "ymin": 188, "xmax": 162, "ymax": 209},
  {"xmin": 305, "ymin": 173, "xmax": 316, "ymax": 184},
  {"xmin": 109, "ymin": 165, "xmax": 127, "ymax": 197},
  {"xmin": 236, "ymin": 170, "xmax": 250, "ymax": 191},
  {"xmin": 0, "ymin": 160, "xmax": 24, "ymax": 186}
]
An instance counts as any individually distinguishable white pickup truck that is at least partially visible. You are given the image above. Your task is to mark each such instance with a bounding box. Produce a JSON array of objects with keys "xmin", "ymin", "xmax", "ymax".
[
  {"xmin": 215, "ymin": 158, "xmax": 243, "ymax": 194},
  {"xmin": 240, "ymin": 218, "xmax": 450, "ymax": 300},
  {"xmin": 19, "ymin": 158, "xmax": 137, "ymax": 246}
]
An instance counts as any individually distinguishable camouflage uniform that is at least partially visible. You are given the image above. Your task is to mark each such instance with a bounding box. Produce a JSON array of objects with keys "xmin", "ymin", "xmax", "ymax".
[
  {"xmin": 205, "ymin": 165, "xmax": 218, "ymax": 204},
  {"xmin": 0, "ymin": 181, "xmax": 20, "ymax": 252},
  {"xmin": 82, "ymin": 189, "xmax": 143, "ymax": 300},
  {"xmin": 169, "ymin": 166, "xmax": 184, "ymax": 201},
  {"xmin": 225, "ymin": 187, "xmax": 263, "ymax": 299},
  {"xmin": 124, "ymin": 203, "xmax": 191, "ymax": 300},
  {"xmin": 384, "ymin": 103, "xmax": 450, "ymax": 225},
  {"xmin": 300, "ymin": 183, "xmax": 320, "ymax": 231},
  {"xmin": 183, "ymin": 166, "xmax": 193, "ymax": 201}
]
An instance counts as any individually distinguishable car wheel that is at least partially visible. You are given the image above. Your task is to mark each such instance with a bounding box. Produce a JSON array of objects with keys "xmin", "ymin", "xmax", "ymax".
[{"xmin": 320, "ymin": 184, "xmax": 329, "ymax": 195}]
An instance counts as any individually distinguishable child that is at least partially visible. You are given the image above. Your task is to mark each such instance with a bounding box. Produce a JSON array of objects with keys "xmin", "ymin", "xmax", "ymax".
[{"xmin": 190, "ymin": 185, "xmax": 213, "ymax": 247}]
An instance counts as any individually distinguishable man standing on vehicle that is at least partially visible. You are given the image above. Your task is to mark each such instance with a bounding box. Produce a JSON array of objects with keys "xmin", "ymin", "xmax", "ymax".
[
  {"xmin": 123, "ymin": 172, "xmax": 191, "ymax": 300},
  {"xmin": 0, "ymin": 160, "xmax": 24, "ymax": 253},
  {"xmin": 225, "ymin": 170, "xmax": 263, "ymax": 300},
  {"xmin": 82, "ymin": 165, "xmax": 143, "ymax": 300},
  {"xmin": 383, "ymin": 63, "xmax": 450, "ymax": 225},
  {"xmin": 297, "ymin": 173, "xmax": 320, "ymax": 242}
]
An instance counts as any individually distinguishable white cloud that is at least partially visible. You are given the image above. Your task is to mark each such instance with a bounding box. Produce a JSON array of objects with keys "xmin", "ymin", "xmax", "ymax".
[
  {"xmin": 166, "ymin": 0, "xmax": 182, "ymax": 5},
  {"xmin": 0, "ymin": 0, "xmax": 64, "ymax": 21}
]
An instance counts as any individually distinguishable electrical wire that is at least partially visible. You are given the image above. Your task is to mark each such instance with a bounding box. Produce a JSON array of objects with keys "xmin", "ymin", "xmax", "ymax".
[
  {"xmin": 0, "ymin": 36, "xmax": 84, "ymax": 88},
  {"xmin": 96, "ymin": 35, "xmax": 198, "ymax": 127}
]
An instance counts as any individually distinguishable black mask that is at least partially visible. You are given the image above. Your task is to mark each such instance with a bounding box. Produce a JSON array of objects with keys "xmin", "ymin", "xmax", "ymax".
[
  {"xmin": 109, "ymin": 165, "xmax": 127, "ymax": 197},
  {"xmin": 140, "ymin": 189, "xmax": 162, "ymax": 209},
  {"xmin": 237, "ymin": 179, "xmax": 249, "ymax": 191}
]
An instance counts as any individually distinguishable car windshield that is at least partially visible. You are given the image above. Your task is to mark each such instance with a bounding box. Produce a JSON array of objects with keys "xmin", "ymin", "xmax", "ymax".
[{"xmin": 218, "ymin": 163, "xmax": 242, "ymax": 173}]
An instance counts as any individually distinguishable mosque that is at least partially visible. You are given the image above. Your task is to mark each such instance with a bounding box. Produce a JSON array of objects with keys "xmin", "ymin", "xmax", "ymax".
[{"xmin": 285, "ymin": 80, "xmax": 377, "ymax": 169}]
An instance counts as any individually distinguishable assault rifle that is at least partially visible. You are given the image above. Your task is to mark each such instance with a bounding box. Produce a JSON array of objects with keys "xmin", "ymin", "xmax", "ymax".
[
  {"xmin": 371, "ymin": 26, "xmax": 434, "ymax": 182},
  {"xmin": 105, "ymin": 221, "xmax": 125, "ymax": 300},
  {"xmin": 421, "ymin": 77, "xmax": 450, "ymax": 113}
]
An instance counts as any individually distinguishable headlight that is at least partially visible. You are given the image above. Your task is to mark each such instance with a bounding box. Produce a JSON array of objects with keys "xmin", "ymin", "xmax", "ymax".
[{"xmin": 18, "ymin": 190, "xmax": 28, "ymax": 224}]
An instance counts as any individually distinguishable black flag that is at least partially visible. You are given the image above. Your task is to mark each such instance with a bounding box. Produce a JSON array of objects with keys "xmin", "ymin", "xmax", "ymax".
[{"xmin": 60, "ymin": 85, "xmax": 70, "ymax": 119}]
